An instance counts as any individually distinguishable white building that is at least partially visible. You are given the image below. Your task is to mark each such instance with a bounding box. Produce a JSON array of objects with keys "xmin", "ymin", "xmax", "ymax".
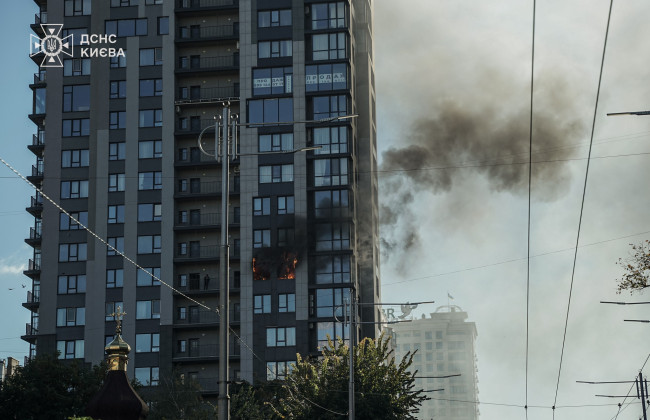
[{"xmin": 391, "ymin": 305, "xmax": 479, "ymax": 420}]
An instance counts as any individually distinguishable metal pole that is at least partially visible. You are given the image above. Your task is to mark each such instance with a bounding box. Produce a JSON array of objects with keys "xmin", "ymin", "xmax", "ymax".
[
  {"xmin": 639, "ymin": 372, "xmax": 648, "ymax": 420},
  {"xmin": 218, "ymin": 105, "xmax": 231, "ymax": 420},
  {"xmin": 349, "ymin": 293, "xmax": 355, "ymax": 420}
]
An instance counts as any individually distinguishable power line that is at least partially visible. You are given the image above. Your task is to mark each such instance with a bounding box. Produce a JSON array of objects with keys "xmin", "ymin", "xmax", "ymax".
[{"xmin": 553, "ymin": 2, "xmax": 614, "ymax": 416}]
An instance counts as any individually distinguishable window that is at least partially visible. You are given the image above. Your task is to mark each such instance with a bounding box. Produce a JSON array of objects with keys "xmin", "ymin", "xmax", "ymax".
[
  {"xmin": 278, "ymin": 294, "xmax": 295, "ymax": 313},
  {"xmin": 136, "ymin": 333, "xmax": 160, "ymax": 353},
  {"xmin": 252, "ymin": 67, "xmax": 293, "ymax": 95},
  {"xmin": 316, "ymin": 288, "xmax": 349, "ymax": 317},
  {"xmin": 315, "ymin": 222, "xmax": 350, "ymax": 251},
  {"xmin": 436, "ymin": 331, "xmax": 443, "ymax": 340},
  {"xmin": 314, "ymin": 189, "xmax": 349, "ymax": 218},
  {"xmin": 61, "ymin": 180, "xmax": 88, "ymax": 199},
  {"xmin": 135, "ymin": 367, "xmax": 159, "ymax": 386},
  {"xmin": 107, "ymin": 237, "xmax": 124, "ymax": 256},
  {"xmin": 266, "ymin": 327, "xmax": 296, "ymax": 347},
  {"xmin": 33, "ymin": 88, "xmax": 46, "ymax": 114},
  {"xmin": 449, "ymin": 341, "xmax": 465, "ymax": 350},
  {"xmin": 58, "ymin": 275, "xmax": 86, "ymax": 294},
  {"xmin": 277, "ymin": 228, "xmax": 294, "ymax": 247},
  {"xmin": 109, "ymin": 111, "xmax": 126, "ymax": 129},
  {"xmin": 61, "ymin": 149, "xmax": 89, "ymax": 168},
  {"xmin": 158, "ymin": 17, "xmax": 169, "ymax": 35},
  {"xmin": 57, "ymin": 340, "xmax": 84, "ymax": 359},
  {"xmin": 266, "ymin": 361, "xmax": 294, "ymax": 380},
  {"xmin": 59, "ymin": 243, "xmax": 87, "ymax": 262},
  {"xmin": 137, "ymin": 267, "xmax": 161, "ymax": 286},
  {"xmin": 139, "ymin": 109, "xmax": 163, "ymax": 127},
  {"xmin": 425, "ymin": 331, "xmax": 433, "ymax": 340},
  {"xmin": 259, "ymin": 164, "xmax": 293, "ymax": 183},
  {"xmin": 108, "ymin": 173, "xmax": 125, "ymax": 192},
  {"xmin": 177, "ymin": 306, "xmax": 187, "ymax": 320},
  {"xmin": 105, "ymin": 19, "xmax": 148, "ymax": 37},
  {"xmin": 105, "ymin": 301, "xmax": 124, "ymax": 321},
  {"xmin": 138, "ymin": 235, "xmax": 162, "ymax": 254},
  {"xmin": 139, "ymin": 140, "xmax": 162, "ymax": 158},
  {"xmin": 138, "ymin": 172, "xmax": 162, "ymax": 190},
  {"xmin": 136, "ymin": 300, "xmax": 161, "ymax": 319},
  {"xmin": 111, "ymin": 0, "xmax": 138, "ymax": 6},
  {"xmin": 57, "ymin": 307, "xmax": 85, "ymax": 326},
  {"xmin": 62, "ymin": 118, "xmax": 90, "ymax": 136},
  {"xmin": 311, "ymin": 2, "xmax": 347, "ymax": 29},
  {"xmin": 109, "ymin": 143, "xmax": 126, "ymax": 160},
  {"xmin": 258, "ymin": 133, "xmax": 293, "ymax": 152},
  {"xmin": 253, "ymin": 197, "xmax": 270, "ymax": 216},
  {"xmin": 277, "ymin": 196, "xmax": 294, "ymax": 215},
  {"xmin": 253, "ymin": 229, "xmax": 271, "ymax": 248},
  {"xmin": 146, "ymin": 0, "xmax": 162, "ymax": 4},
  {"xmin": 140, "ymin": 79, "xmax": 163, "ymax": 97},
  {"xmin": 317, "ymin": 322, "xmax": 348, "ymax": 348},
  {"xmin": 106, "ymin": 269, "xmax": 124, "ymax": 288},
  {"xmin": 312, "ymin": 33, "xmax": 347, "ymax": 60},
  {"xmin": 312, "ymin": 95, "xmax": 347, "ymax": 120},
  {"xmin": 140, "ymin": 48, "xmax": 162, "ymax": 66},
  {"xmin": 62, "ymin": 28, "xmax": 88, "ymax": 47},
  {"xmin": 110, "ymin": 53, "xmax": 127, "ymax": 68},
  {"xmin": 254, "ymin": 295, "xmax": 271, "ymax": 314},
  {"xmin": 63, "ymin": 85, "xmax": 90, "ymax": 112},
  {"xmin": 107, "ymin": 205, "xmax": 125, "ymax": 223},
  {"xmin": 138, "ymin": 203, "xmax": 162, "ymax": 222},
  {"xmin": 258, "ymin": 40, "xmax": 292, "ymax": 59},
  {"xmin": 315, "ymin": 255, "xmax": 351, "ymax": 283},
  {"xmin": 110, "ymin": 81, "xmax": 126, "ymax": 99},
  {"xmin": 60, "ymin": 211, "xmax": 88, "ymax": 230},
  {"xmin": 306, "ymin": 63, "xmax": 348, "ymax": 92},
  {"xmin": 313, "ymin": 158, "xmax": 348, "ymax": 186},
  {"xmin": 258, "ymin": 9, "xmax": 291, "ymax": 27},
  {"xmin": 63, "ymin": 58, "xmax": 91, "ymax": 76},
  {"xmin": 313, "ymin": 126, "xmax": 348, "ymax": 154},
  {"xmin": 248, "ymin": 98, "xmax": 293, "ymax": 124}
]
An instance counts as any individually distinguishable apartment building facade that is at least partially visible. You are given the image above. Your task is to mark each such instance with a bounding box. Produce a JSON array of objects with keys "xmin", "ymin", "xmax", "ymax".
[{"xmin": 22, "ymin": 0, "xmax": 380, "ymax": 393}]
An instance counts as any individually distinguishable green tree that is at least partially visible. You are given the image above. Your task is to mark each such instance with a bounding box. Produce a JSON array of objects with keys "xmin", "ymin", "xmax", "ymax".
[
  {"xmin": 0, "ymin": 354, "xmax": 107, "ymax": 420},
  {"xmin": 144, "ymin": 372, "xmax": 213, "ymax": 420},
  {"xmin": 271, "ymin": 334, "xmax": 428, "ymax": 419},
  {"xmin": 230, "ymin": 381, "xmax": 283, "ymax": 420},
  {"xmin": 616, "ymin": 240, "xmax": 650, "ymax": 294}
]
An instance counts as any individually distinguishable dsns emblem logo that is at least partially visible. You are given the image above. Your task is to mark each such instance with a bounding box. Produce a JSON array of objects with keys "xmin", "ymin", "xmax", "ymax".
[{"xmin": 30, "ymin": 24, "xmax": 73, "ymax": 68}]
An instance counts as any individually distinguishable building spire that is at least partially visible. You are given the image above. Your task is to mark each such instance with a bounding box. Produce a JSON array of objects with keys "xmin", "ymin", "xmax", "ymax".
[{"xmin": 105, "ymin": 306, "xmax": 131, "ymax": 371}]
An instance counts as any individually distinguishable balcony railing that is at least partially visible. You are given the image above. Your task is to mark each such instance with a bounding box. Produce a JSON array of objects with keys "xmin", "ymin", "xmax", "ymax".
[
  {"xmin": 177, "ymin": 118, "xmax": 218, "ymax": 132},
  {"xmin": 32, "ymin": 132, "xmax": 45, "ymax": 146},
  {"xmin": 177, "ymin": 54, "xmax": 238, "ymax": 72},
  {"xmin": 29, "ymin": 227, "xmax": 42, "ymax": 240},
  {"xmin": 176, "ymin": 211, "xmax": 240, "ymax": 226},
  {"xmin": 34, "ymin": 12, "xmax": 47, "ymax": 24},
  {"xmin": 26, "ymin": 290, "xmax": 40, "ymax": 303},
  {"xmin": 174, "ymin": 274, "xmax": 241, "ymax": 292},
  {"xmin": 175, "ymin": 308, "xmax": 240, "ymax": 326},
  {"xmin": 33, "ymin": 71, "xmax": 46, "ymax": 84},
  {"xmin": 172, "ymin": 341, "xmax": 241, "ymax": 359},
  {"xmin": 27, "ymin": 259, "xmax": 41, "ymax": 272},
  {"xmin": 175, "ymin": 245, "xmax": 219, "ymax": 259},
  {"xmin": 30, "ymin": 195, "xmax": 43, "ymax": 208},
  {"xmin": 176, "ymin": 86, "xmax": 239, "ymax": 103},
  {"xmin": 31, "ymin": 165, "xmax": 43, "ymax": 177},
  {"xmin": 176, "ymin": 181, "xmax": 219, "ymax": 195},
  {"xmin": 25, "ymin": 323, "xmax": 37, "ymax": 336},
  {"xmin": 178, "ymin": 24, "xmax": 238, "ymax": 41},
  {"xmin": 177, "ymin": 0, "xmax": 237, "ymax": 9}
]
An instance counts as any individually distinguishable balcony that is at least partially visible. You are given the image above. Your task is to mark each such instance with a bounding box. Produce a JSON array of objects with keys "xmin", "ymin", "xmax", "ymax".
[
  {"xmin": 176, "ymin": 24, "xmax": 238, "ymax": 44},
  {"xmin": 173, "ymin": 275, "xmax": 241, "ymax": 294},
  {"xmin": 25, "ymin": 227, "xmax": 42, "ymax": 247},
  {"xmin": 27, "ymin": 164, "xmax": 44, "ymax": 184},
  {"xmin": 22, "ymin": 290, "xmax": 40, "ymax": 311},
  {"xmin": 174, "ymin": 244, "xmax": 219, "ymax": 262},
  {"xmin": 23, "ymin": 259, "xmax": 41, "ymax": 278},
  {"xmin": 30, "ymin": 71, "xmax": 47, "ymax": 88},
  {"xmin": 176, "ymin": 0, "xmax": 238, "ymax": 13},
  {"xmin": 174, "ymin": 308, "xmax": 240, "ymax": 328},
  {"xmin": 26, "ymin": 195, "xmax": 43, "ymax": 217},
  {"xmin": 175, "ymin": 85, "xmax": 239, "ymax": 106},
  {"xmin": 172, "ymin": 342, "xmax": 241, "ymax": 361},
  {"xmin": 28, "ymin": 111, "xmax": 46, "ymax": 126},
  {"xmin": 21, "ymin": 322, "xmax": 38, "ymax": 343},
  {"xmin": 28, "ymin": 131, "xmax": 45, "ymax": 156},
  {"xmin": 175, "ymin": 54, "xmax": 238, "ymax": 75},
  {"xmin": 30, "ymin": 12, "xmax": 48, "ymax": 36},
  {"xmin": 175, "ymin": 211, "xmax": 240, "ymax": 230}
]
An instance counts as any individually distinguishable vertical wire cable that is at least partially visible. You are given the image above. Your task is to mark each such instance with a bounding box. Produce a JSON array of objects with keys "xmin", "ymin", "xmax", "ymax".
[
  {"xmin": 553, "ymin": 1, "xmax": 615, "ymax": 416},
  {"xmin": 526, "ymin": 1, "xmax": 536, "ymax": 418}
]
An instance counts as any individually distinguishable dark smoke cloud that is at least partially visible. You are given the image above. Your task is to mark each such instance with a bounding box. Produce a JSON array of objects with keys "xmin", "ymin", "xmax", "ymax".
[{"xmin": 379, "ymin": 80, "xmax": 587, "ymax": 261}]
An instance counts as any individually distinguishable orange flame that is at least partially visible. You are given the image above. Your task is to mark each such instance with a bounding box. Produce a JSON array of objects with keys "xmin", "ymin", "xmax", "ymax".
[{"xmin": 278, "ymin": 252, "xmax": 298, "ymax": 280}]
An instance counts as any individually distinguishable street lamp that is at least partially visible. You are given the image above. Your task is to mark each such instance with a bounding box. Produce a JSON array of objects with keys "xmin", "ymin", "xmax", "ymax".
[{"xmin": 196, "ymin": 106, "xmax": 358, "ymax": 420}]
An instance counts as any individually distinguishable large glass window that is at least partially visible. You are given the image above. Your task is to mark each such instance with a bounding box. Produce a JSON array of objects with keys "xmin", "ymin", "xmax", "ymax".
[
  {"xmin": 138, "ymin": 203, "xmax": 162, "ymax": 222},
  {"xmin": 259, "ymin": 164, "xmax": 293, "ymax": 183},
  {"xmin": 140, "ymin": 48, "xmax": 162, "ymax": 66},
  {"xmin": 62, "ymin": 119, "xmax": 90, "ymax": 136},
  {"xmin": 139, "ymin": 140, "xmax": 162, "ymax": 158},
  {"xmin": 258, "ymin": 40, "xmax": 292, "ymax": 59},
  {"xmin": 277, "ymin": 196, "xmax": 294, "ymax": 215},
  {"xmin": 317, "ymin": 322, "xmax": 348, "ymax": 348},
  {"xmin": 266, "ymin": 361, "xmax": 294, "ymax": 380},
  {"xmin": 34, "ymin": 88, "xmax": 46, "ymax": 114},
  {"xmin": 107, "ymin": 205, "xmax": 125, "ymax": 223},
  {"xmin": 254, "ymin": 295, "xmax": 271, "ymax": 314},
  {"xmin": 138, "ymin": 171, "xmax": 162, "ymax": 190},
  {"xmin": 108, "ymin": 174, "xmax": 125, "ymax": 192},
  {"xmin": 61, "ymin": 149, "xmax": 89, "ymax": 167},
  {"xmin": 312, "ymin": 95, "xmax": 347, "ymax": 120},
  {"xmin": 313, "ymin": 126, "xmax": 348, "ymax": 154},
  {"xmin": 56, "ymin": 307, "xmax": 85, "ymax": 326},
  {"xmin": 134, "ymin": 367, "xmax": 159, "ymax": 386},
  {"xmin": 63, "ymin": 85, "xmax": 90, "ymax": 112},
  {"xmin": 278, "ymin": 293, "xmax": 295, "ymax": 313},
  {"xmin": 258, "ymin": 133, "xmax": 293, "ymax": 152},
  {"xmin": 136, "ymin": 333, "xmax": 160, "ymax": 353},
  {"xmin": 266, "ymin": 327, "xmax": 296, "ymax": 347},
  {"xmin": 312, "ymin": 33, "xmax": 347, "ymax": 60},
  {"xmin": 136, "ymin": 300, "xmax": 161, "ymax": 319},
  {"xmin": 252, "ymin": 67, "xmax": 292, "ymax": 95},
  {"xmin": 109, "ymin": 111, "xmax": 126, "ymax": 129},
  {"xmin": 138, "ymin": 235, "xmax": 162, "ymax": 254},
  {"xmin": 63, "ymin": 58, "xmax": 91, "ymax": 76},
  {"xmin": 253, "ymin": 197, "xmax": 270, "ymax": 216},
  {"xmin": 248, "ymin": 98, "xmax": 293, "ymax": 124},
  {"xmin": 316, "ymin": 288, "xmax": 349, "ymax": 317},
  {"xmin": 315, "ymin": 254, "xmax": 351, "ymax": 284},
  {"xmin": 56, "ymin": 340, "xmax": 84, "ymax": 359},
  {"xmin": 311, "ymin": 2, "xmax": 347, "ymax": 29},
  {"xmin": 313, "ymin": 158, "xmax": 349, "ymax": 186},
  {"xmin": 59, "ymin": 243, "xmax": 87, "ymax": 262},
  {"xmin": 110, "ymin": 81, "xmax": 126, "ymax": 99},
  {"xmin": 105, "ymin": 18, "xmax": 148, "ymax": 37},
  {"xmin": 58, "ymin": 275, "xmax": 86, "ymax": 294},
  {"xmin": 137, "ymin": 267, "xmax": 160, "ymax": 286},
  {"xmin": 107, "ymin": 237, "xmax": 124, "ymax": 256},
  {"xmin": 306, "ymin": 63, "xmax": 348, "ymax": 92},
  {"xmin": 315, "ymin": 222, "xmax": 350, "ymax": 251},
  {"xmin": 140, "ymin": 79, "xmax": 163, "ymax": 97},
  {"xmin": 106, "ymin": 269, "xmax": 124, "ymax": 288},
  {"xmin": 314, "ymin": 189, "xmax": 350, "ymax": 218},
  {"xmin": 253, "ymin": 229, "xmax": 271, "ymax": 248},
  {"xmin": 105, "ymin": 301, "xmax": 124, "ymax": 321},
  {"xmin": 109, "ymin": 143, "xmax": 126, "ymax": 160},
  {"xmin": 60, "ymin": 211, "xmax": 88, "ymax": 230},
  {"xmin": 111, "ymin": 0, "xmax": 138, "ymax": 6},
  {"xmin": 60, "ymin": 180, "xmax": 89, "ymax": 199},
  {"xmin": 139, "ymin": 109, "xmax": 163, "ymax": 127},
  {"xmin": 258, "ymin": 9, "xmax": 291, "ymax": 27}
]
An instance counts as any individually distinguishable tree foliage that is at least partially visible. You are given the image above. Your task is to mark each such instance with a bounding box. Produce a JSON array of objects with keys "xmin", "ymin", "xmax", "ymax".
[
  {"xmin": 0, "ymin": 354, "xmax": 107, "ymax": 420},
  {"xmin": 271, "ymin": 334, "xmax": 428, "ymax": 419},
  {"xmin": 144, "ymin": 371, "xmax": 213, "ymax": 420},
  {"xmin": 230, "ymin": 381, "xmax": 282, "ymax": 420},
  {"xmin": 616, "ymin": 240, "xmax": 650, "ymax": 294}
]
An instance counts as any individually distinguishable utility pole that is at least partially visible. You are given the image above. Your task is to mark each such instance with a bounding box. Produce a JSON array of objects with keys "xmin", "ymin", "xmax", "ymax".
[
  {"xmin": 348, "ymin": 292, "xmax": 356, "ymax": 420},
  {"xmin": 638, "ymin": 372, "xmax": 648, "ymax": 420}
]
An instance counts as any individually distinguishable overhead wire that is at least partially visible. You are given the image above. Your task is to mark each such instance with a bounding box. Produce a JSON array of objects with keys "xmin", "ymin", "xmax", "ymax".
[{"xmin": 552, "ymin": 1, "xmax": 614, "ymax": 417}]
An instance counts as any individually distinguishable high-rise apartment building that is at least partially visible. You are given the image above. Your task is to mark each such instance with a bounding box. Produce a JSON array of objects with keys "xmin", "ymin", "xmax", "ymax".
[
  {"xmin": 22, "ymin": 0, "xmax": 380, "ymax": 394},
  {"xmin": 391, "ymin": 306, "xmax": 479, "ymax": 420}
]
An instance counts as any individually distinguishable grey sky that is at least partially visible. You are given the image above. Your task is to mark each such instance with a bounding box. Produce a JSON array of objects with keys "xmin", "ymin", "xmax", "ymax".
[{"xmin": 0, "ymin": 1, "xmax": 648, "ymax": 419}]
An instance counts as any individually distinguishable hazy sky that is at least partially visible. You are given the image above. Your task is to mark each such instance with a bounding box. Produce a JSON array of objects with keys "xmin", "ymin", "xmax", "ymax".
[{"xmin": 0, "ymin": 1, "xmax": 649, "ymax": 419}]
